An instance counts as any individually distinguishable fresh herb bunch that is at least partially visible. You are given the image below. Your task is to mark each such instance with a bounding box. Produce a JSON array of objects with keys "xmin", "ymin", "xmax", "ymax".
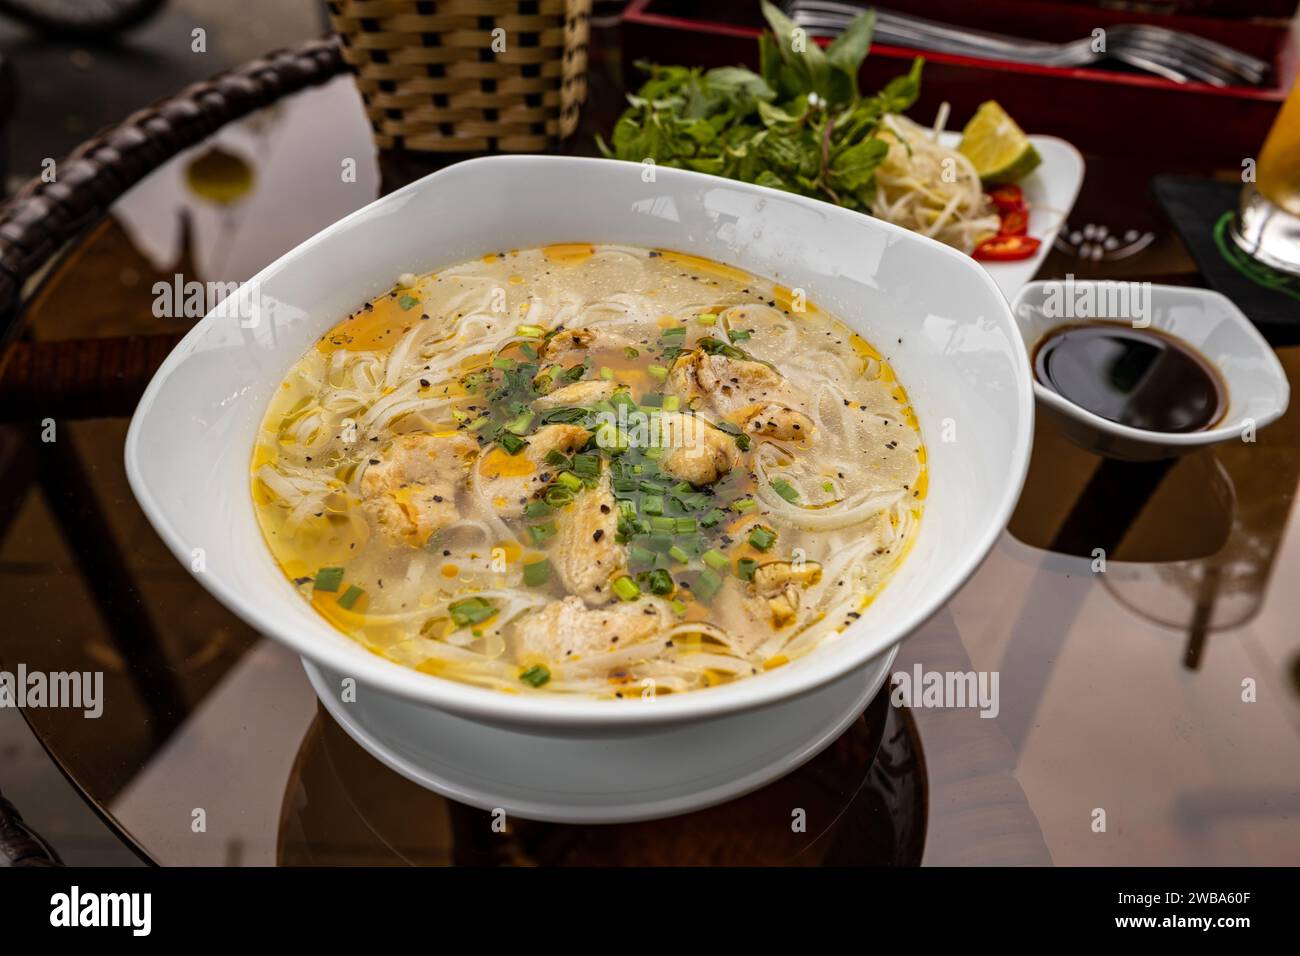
[{"xmin": 598, "ymin": 2, "xmax": 923, "ymax": 211}]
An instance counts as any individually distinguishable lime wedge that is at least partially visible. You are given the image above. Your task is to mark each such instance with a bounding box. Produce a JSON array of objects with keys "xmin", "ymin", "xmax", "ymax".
[{"xmin": 958, "ymin": 101, "xmax": 1041, "ymax": 185}]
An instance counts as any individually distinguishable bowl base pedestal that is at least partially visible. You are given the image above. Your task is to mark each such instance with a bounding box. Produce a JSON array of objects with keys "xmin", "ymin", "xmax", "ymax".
[{"xmin": 302, "ymin": 647, "xmax": 897, "ymax": 824}]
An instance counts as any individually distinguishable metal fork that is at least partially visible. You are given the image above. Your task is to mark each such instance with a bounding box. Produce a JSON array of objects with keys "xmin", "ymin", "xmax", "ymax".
[{"xmin": 786, "ymin": 1, "xmax": 1269, "ymax": 87}]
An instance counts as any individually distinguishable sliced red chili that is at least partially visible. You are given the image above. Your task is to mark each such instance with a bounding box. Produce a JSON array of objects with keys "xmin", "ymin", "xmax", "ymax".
[
  {"xmin": 988, "ymin": 185, "xmax": 1025, "ymax": 214},
  {"xmin": 972, "ymin": 234, "xmax": 1041, "ymax": 261},
  {"xmin": 999, "ymin": 207, "xmax": 1029, "ymax": 237}
]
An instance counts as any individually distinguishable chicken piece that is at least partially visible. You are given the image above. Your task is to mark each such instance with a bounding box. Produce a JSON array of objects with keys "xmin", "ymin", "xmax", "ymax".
[
  {"xmin": 360, "ymin": 432, "xmax": 479, "ymax": 545},
  {"xmin": 668, "ymin": 348, "xmax": 793, "ymax": 418},
  {"xmin": 476, "ymin": 423, "xmax": 591, "ymax": 517},
  {"xmin": 532, "ymin": 379, "xmax": 623, "ymax": 410},
  {"xmin": 540, "ymin": 326, "xmax": 632, "ymax": 361},
  {"xmin": 514, "ymin": 595, "xmax": 670, "ymax": 664},
  {"xmin": 741, "ymin": 403, "xmax": 816, "ymax": 442},
  {"xmin": 551, "ymin": 477, "xmax": 624, "ymax": 603},
  {"xmin": 657, "ymin": 412, "xmax": 740, "ymax": 486},
  {"xmin": 751, "ymin": 560, "xmax": 823, "ymax": 627}
]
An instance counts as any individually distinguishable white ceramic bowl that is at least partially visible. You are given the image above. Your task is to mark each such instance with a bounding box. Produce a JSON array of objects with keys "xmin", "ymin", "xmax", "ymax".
[
  {"xmin": 126, "ymin": 156, "xmax": 1033, "ymax": 750},
  {"xmin": 1012, "ymin": 281, "xmax": 1290, "ymax": 461}
]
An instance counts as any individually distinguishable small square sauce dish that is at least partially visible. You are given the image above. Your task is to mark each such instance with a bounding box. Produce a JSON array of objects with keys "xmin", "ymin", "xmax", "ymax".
[{"xmin": 1011, "ymin": 281, "xmax": 1290, "ymax": 461}]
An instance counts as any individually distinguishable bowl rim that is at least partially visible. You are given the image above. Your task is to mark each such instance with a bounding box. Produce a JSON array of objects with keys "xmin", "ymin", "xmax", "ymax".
[
  {"xmin": 1013, "ymin": 280, "xmax": 1290, "ymax": 448},
  {"xmin": 125, "ymin": 153, "xmax": 1035, "ymax": 728}
]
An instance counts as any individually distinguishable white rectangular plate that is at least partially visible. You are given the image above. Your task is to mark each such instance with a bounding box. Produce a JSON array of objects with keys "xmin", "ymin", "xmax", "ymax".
[{"xmin": 935, "ymin": 132, "xmax": 1085, "ymax": 301}]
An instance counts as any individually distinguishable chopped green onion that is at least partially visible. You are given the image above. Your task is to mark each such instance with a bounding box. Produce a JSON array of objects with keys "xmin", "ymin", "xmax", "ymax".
[
  {"xmin": 771, "ymin": 477, "xmax": 800, "ymax": 502},
  {"xmin": 694, "ymin": 568, "xmax": 724, "ymax": 603},
  {"xmin": 527, "ymin": 522, "xmax": 557, "ymax": 546},
  {"xmin": 728, "ymin": 328, "xmax": 751, "ymax": 342},
  {"xmin": 733, "ymin": 498, "xmax": 757, "ymax": 513},
  {"xmin": 491, "ymin": 356, "xmax": 516, "ymax": 370},
  {"xmin": 748, "ymin": 525, "xmax": 777, "ymax": 551},
  {"xmin": 714, "ymin": 419, "xmax": 751, "ymax": 451},
  {"xmin": 594, "ymin": 421, "xmax": 629, "ymax": 453},
  {"xmin": 669, "ymin": 599, "xmax": 688, "ymax": 616},
  {"xmin": 449, "ymin": 596, "xmax": 495, "ymax": 627},
  {"xmin": 498, "ymin": 433, "xmax": 528, "ymax": 455},
  {"xmin": 522, "ymin": 558, "xmax": 551, "ymax": 587},
  {"xmin": 313, "ymin": 567, "xmax": 345, "ymax": 592},
  {"xmin": 647, "ymin": 364, "xmax": 669, "ymax": 382},
  {"xmin": 338, "ymin": 584, "xmax": 365, "ymax": 609},
  {"xmin": 612, "ymin": 575, "xmax": 641, "ymax": 601},
  {"xmin": 701, "ymin": 549, "xmax": 730, "ymax": 572},
  {"xmin": 642, "ymin": 494, "xmax": 665, "ymax": 516},
  {"xmin": 544, "ymin": 448, "xmax": 569, "ymax": 466},
  {"xmin": 555, "ymin": 471, "xmax": 583, "ymax": 491},
  {"xmin": 674, "ymin": 516, "xmax": 698, "ymax": 533},
  {"xmin": 662, "ymin": 395, "xmax": 681, "ymax": 412},
  {"xmin": 599, "ymin": 366, "xmax": 615, "ymax": 381},
  {"xmin": 543, "ymin": 484, "xmax": 574, "ymax": 507},
  {"xmin": 629, "ymin": 545, "xmax": 657, "ymax": 567},
  {"xmin": 624, "ymin": 346, "xmax": 640, "ymax": 359},
  {"xmin": 520, "ymin": 343, "xmax": 538, "ymax": 360},
  {"xmin": 540, "ymin": 408, "xmax": 587, "ymax": 426},
  {"xmin": 700, "ymin": 508, "xmax": 725, "ymax": 528},
  {"xmin": 647, "ymin": 569, "xmax": 674, "ymax": 595},
  {"xmin": 698, "ymin": 336, "xmax": 748, "ymax": 360},
  {"xmin": 822, "ymin": 481, "xmax": 835, "ymax": 493},
  {"xmin": 737, "ymin": 557, "xmax": 758, "ymax": 581},
  {"xmin": 571, "ymin": 453, "xmax": 601, "ymax": 478},
  {"xmin": 504, "ymin": 410, "xmax": 534, "ymax": 435},
  {"xmin": 649, "ymin": 516, "xmax": 676, "ymax": 532},
  {"xmin": 469, "ymin": 415, "xmax": 494, "ymax": 431},
  {"xmin": 516, "ymin": 324, "xmax": 545, "ymax": 338},
  {"xmin": 661, "ymin": 325, "xmax": 686, "ymax": 338},
  {"xmin": 668, "ymin": 545, "xmax": 691, "ymax": 564},
  {"xmin": 642, "ymin": 532, "xmax": 669, "ymax": 553},
  {"xmin": 697, "ymin": 312, "xmax": 717, "ymax": 325},
  {"xmin": 398, "ymin": 294, "xmax": 418, "ymax": 310},
  {"xmin": 523, "ymin": 501, "xmax": 552, "ymax": 519},
  {"xmin": 520, "ymin": 664, "xmax": 551, "ymax": 687}
]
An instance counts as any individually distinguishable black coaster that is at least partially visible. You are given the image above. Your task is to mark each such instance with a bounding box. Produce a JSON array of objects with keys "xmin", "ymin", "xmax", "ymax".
[{"xmin": 1152, "ymin": 175, "xmax": 1300, "ymax": 345}]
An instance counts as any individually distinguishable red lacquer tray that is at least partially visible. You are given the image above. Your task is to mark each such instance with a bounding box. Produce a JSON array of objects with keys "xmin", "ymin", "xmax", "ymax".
[{"xmin": 621, "ymin": 0, "xmax": 1296, "ymax": 166}]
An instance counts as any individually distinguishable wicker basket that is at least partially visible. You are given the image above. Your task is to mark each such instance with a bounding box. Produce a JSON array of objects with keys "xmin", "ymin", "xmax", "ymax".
[{"xmin": 326, "ymin": 0, "xmax": 591, "ymax": 154}]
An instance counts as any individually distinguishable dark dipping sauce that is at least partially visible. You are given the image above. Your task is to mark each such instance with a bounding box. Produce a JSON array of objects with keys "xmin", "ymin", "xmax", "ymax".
[{"xmin": 1033, "ymin": 322, "xmax": 1227, "ymax": 433}]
